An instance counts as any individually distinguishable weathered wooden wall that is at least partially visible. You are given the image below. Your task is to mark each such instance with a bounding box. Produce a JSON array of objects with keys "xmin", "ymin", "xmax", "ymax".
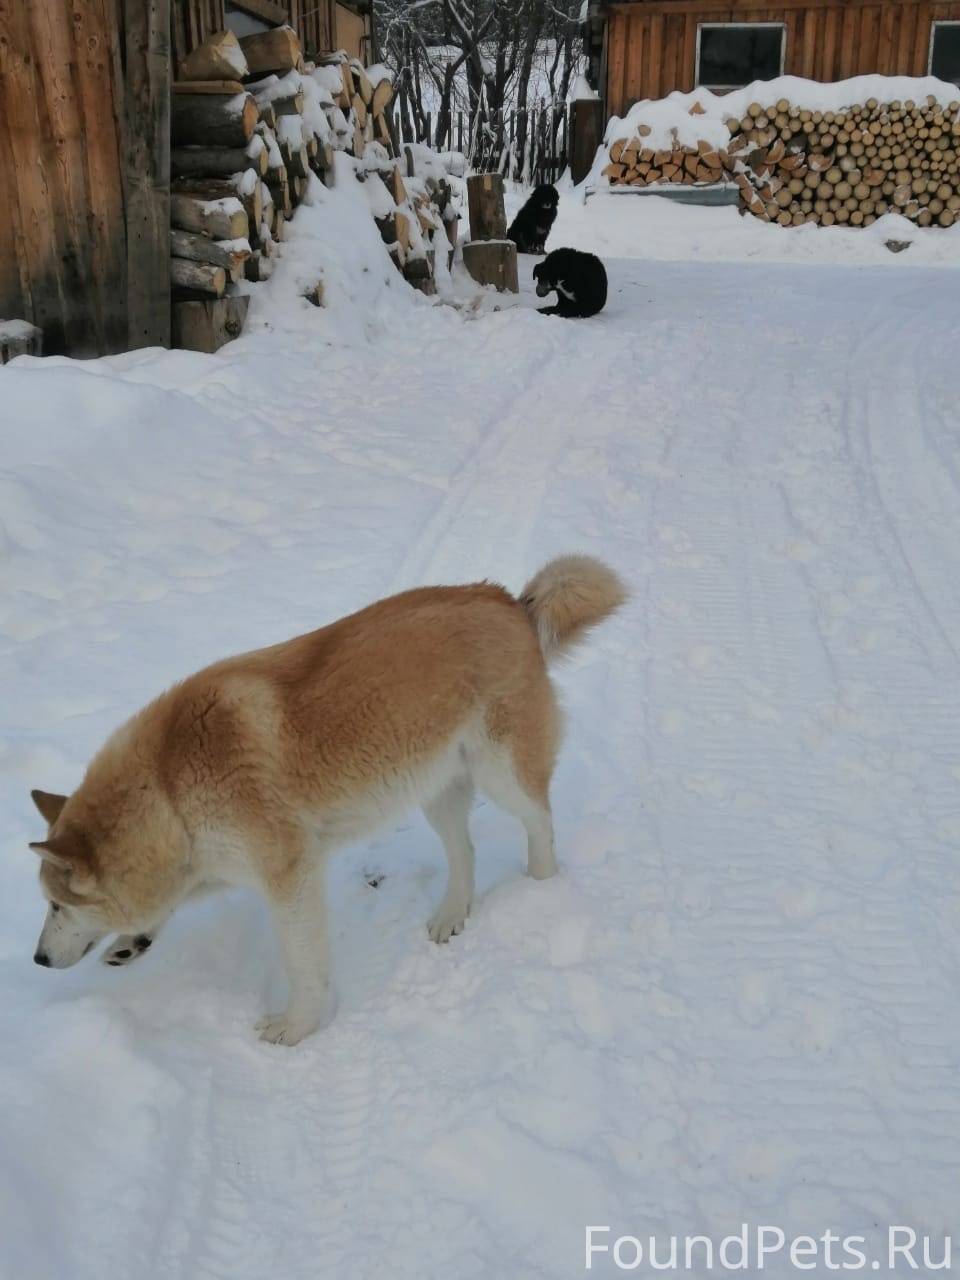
[
  {"xmin": 334, "ymin": 1, "xmax": 368, "ymax": 58},
  {"xmin": 0, "ymin": 0, "xmax": 128, "ymax": 355},
  {"xmin": 605, "ymin": 0, "xmax": 960, "ymax": 117},
  {"xmin": 0, "ymin": 0, "xmax": 170, "ymax": 357},
  {"xmin": 288, "ymin": 0, "xmax": 333, "ymax": 56},
  {"xmin": 124, "ymin": 0, "xmax": 172, "ymax": 349}
]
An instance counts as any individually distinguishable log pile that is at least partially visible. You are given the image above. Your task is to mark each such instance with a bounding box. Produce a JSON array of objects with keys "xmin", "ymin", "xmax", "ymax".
[
  {"xmin": 604, "ymin": 93, "xmax": 960, "ymax": 229},
  {"xmin": 169, "ymin": 28, "xmax": 452, "ymax": 346},
  {"xmin": 358, "ymin": 144, "xmax": 462, "ymax": 295},
  {"xmin": 605, "ymin": 127, "xmax": 726, "ymax": 189}
]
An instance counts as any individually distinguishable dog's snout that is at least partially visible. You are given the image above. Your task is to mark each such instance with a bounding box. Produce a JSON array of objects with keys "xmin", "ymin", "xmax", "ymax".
[{"xmin": 34, "ymin": 951, "xmax": 51, "ymax": 967}]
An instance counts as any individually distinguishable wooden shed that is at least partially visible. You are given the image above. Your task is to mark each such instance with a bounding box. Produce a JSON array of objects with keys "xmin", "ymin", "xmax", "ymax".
[
  {"xmin": 586, "ymin": 0, "xmax": 960, "ymax": 119},
  {"xmin": 0, "ymin": 0, "xmax": 373, "ymax": 358}
]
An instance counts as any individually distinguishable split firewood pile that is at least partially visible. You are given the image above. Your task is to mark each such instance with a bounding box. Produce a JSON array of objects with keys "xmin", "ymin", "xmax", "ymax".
[
  {"xmin": 170, "ymin": 26, "xmax": 457, "ymax": 344},
  {"xmin": 604, "ymin": 93, "xmax": 960, "ymax": 228},
  {"xmin": 605, "ymin": 124, "xmax": 726, "ymax": 188},
  {"xmin": 358, "ymin": 145, "xmax": 461, "ymax": 295}
]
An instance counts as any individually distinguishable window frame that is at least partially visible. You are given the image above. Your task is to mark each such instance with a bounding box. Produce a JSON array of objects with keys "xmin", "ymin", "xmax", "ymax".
[
  {"xmin": 695, "ymin": 22, "xmax": 788, "ymax": 93},
  {"xmin": 928, "ymin": 20, "xmax": 960, "ymax": 82}
]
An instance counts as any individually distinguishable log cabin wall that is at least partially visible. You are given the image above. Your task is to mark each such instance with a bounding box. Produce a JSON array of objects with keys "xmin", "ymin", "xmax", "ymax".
[{"xmin": 604, "ymin": 0, "xmax": 960, "ymax": 118}]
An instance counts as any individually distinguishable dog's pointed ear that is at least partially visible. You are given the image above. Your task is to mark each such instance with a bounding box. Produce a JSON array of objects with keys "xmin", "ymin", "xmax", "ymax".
[
  {"xmin": 31, "ymin": 789, "xmax": 68, "ymax": 824},
  {"xmin": 29, "ymin": 832, "xmax": 96, "ymax": 891},
  {"xmin": 28, "ymin": 837, "xmax": 73, "ymax": 870}
]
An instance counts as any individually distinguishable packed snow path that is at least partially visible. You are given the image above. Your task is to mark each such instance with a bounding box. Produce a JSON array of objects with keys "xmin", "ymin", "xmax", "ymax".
[{"xmin": 2, "ymin": 195, "xmax": 959, "ymax": 1277}]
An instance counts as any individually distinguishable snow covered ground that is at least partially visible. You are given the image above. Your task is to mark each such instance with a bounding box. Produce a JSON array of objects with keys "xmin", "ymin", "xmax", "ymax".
[{"xmin": 2, "ymin": 172, "xmax": 960, "ymax": 1278}]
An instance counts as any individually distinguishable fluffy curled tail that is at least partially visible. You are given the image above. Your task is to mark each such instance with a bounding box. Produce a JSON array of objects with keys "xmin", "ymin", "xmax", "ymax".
[{"xmin": 519, "ymin": 555, "xmax": 627, "ymax": 663}]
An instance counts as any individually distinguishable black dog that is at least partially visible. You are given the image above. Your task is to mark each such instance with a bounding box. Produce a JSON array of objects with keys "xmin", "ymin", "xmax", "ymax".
[
  {"xmin": 507, "ymin": 184, "xmax": 559, "ymax": 254},
  {"xmin": 533, "ymin": 248, "xmax": 607, "ymax": 318}
]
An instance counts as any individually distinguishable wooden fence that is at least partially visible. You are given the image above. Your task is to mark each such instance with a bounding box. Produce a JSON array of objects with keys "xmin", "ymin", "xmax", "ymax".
[{"xmin": 392, "ymin": 105, "xmax": 570, "ymax": 186}]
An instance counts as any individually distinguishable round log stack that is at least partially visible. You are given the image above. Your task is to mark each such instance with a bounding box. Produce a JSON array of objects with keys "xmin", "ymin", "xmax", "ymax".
[{"xmin": 604, "ymin": 93, "xmax": 960, "ymax": 228}]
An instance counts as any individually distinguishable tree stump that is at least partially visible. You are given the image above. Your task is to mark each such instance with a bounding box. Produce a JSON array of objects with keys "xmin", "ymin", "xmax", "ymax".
[
  {"xmin": 0, "ymin": 320, "xmax": 43, "ymax": 363},
  {"xmin": 462, "ymin": 240, "xmax": 518, "ymax": 293},
  {"xmin": 172, "ymin": 296, "xmax": 249, "ymax": 353},
  {"xmin": 467, "ymin": 173, "xmax": 507, "ymax": 241}
]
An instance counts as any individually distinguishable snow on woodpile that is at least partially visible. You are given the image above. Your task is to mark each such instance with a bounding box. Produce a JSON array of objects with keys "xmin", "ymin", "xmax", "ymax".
[
  {"xmin": 169, "ymin": 26, "xmax": 460, "ymax": 327},
  {"xmin": 593, "ymin": 74, "xmax": 960, "ymax": 230}
]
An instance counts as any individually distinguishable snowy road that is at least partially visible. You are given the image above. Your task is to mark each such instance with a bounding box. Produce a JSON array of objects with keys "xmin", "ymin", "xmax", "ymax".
[{"xmin": 2, "ymin": 187, "xmax": 960, "ymax": 1278}]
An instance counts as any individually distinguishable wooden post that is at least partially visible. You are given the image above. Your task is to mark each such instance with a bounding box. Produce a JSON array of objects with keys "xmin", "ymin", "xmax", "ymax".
[
  {"xmin": 123, "ymin": 0, "xmax": 171, "ymax": 350},
  {"xmin": 569, "ymin": 98, "xmax": 603, "ymax": 186},
  {"xmin": 466, "ymin": 173, "xmax": 507, "ymax": 240}
]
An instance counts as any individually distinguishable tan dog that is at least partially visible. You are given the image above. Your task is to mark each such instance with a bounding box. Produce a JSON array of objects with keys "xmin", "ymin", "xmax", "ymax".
[{"xmin": 28, "ymin": 556, "xmax": 626, "ymax": 1045}]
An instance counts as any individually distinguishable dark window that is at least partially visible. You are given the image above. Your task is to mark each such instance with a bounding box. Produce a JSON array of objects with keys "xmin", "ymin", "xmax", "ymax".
[
  {"xmin": 930, "ymin": 24, "xmax": 960, "ymax": 85},
  {"xmin": 697, "ymin": 25, "xmax": 785, "ymax": 90}
]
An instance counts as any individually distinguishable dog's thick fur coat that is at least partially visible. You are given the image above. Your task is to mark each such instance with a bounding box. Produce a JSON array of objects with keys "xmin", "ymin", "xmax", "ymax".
[
  {"xmin": 28, "ymin": 556, "xmax": 626, "ymax": 1044},
  {"xmin": 507, "ymin": 183, "xmax": 560, "ymax": 255},
  {"xmin": 534, "ymin": 248, "xmax": 608, "ymax": 318}
]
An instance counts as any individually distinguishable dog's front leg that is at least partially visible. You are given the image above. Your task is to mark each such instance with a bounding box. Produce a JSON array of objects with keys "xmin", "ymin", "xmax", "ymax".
[
  {"xmin": 102, "ymin": 878, "xmax": 224, "ymax": 967},
  {"xmin": 102, "ymin": 914, "xmax": 170, "ymax": 966},
  {"xmin": 257, "ymin": 855, "xmax": 335, "ymax": 1046}
]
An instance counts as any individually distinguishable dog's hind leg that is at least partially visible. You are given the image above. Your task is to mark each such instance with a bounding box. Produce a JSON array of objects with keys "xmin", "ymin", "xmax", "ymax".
[
  {"xmin": 476, "ymin": 751, "xmax": 557, "ymax": 880},
  {"xmin": 473, "ymin": 690, "xmax": 560, "ymax": 882},
  {"xmin": 258, "ymin": 838, "xmax": 335, "ymax": 1046},
  {"xmin": 424, "ymin": 775, "xmax": 476, "ymax": 943}
]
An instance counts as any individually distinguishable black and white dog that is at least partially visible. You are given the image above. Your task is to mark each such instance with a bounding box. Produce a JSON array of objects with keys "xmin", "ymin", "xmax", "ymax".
[
  {"xmin": 533, "ymin": 248, "xmax": 608, "ymax": 318},
  {"xmin": 507, "ymin": 184, "xmax": 560, "ymax": 254}
]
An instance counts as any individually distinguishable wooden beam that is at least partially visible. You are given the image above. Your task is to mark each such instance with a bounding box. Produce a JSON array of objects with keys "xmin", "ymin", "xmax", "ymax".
[
  {"xmin": 230, "ymin": 0, "xmax": 289, "ymax": 23},
  {"xmin": 603, "ymin": 0, "xmax": 939, "ymax": 12},
  {"xmin": 124, "ymin": 0, "xmax": 171, "ymax": 350}
]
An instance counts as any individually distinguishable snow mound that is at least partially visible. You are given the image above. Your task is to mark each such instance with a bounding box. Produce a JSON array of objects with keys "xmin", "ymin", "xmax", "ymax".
[{"xmin": 605, "ymin": 74, "xmax": 960, "ymax": 154}]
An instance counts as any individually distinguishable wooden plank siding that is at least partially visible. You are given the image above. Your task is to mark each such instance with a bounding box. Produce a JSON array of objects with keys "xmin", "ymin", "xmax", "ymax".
[
  {"xmin": 0, "ymin": 0, "xmax": 128, "ymax": 355},
  {"xmin": 604, "ymin": 0, "xmax": 960, "ymax": 117}
]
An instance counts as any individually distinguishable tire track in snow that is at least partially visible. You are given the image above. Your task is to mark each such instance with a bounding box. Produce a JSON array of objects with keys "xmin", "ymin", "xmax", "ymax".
[{"xmin": 388, "ymin": 318, "xmax": 644, "ymax": 590}]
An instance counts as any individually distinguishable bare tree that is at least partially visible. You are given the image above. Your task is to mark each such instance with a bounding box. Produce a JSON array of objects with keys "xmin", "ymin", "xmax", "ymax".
[{"xmin": 375, "ymin": 0, "xmax": 583, "ymax": 173}]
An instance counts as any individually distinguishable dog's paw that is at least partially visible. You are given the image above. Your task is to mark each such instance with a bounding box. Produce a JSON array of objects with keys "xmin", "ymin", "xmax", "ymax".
[
  {"xmin": 427, "ymin": 904, "xmax": 469, "ymax": 944},
  {"xmin": 102, "ymin": 933, "xmax": 153, "ymax": 967},
  {"xmin": 255, "ymin": 1012, "xmax": 323, "ymax": 1047}
]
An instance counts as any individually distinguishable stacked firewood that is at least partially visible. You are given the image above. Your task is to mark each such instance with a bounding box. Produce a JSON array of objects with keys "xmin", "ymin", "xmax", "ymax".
[
  {"xmin": 359, "ymin": 149, "xmax": 460, "ymax": 294},
  {"xmin": 605, "ymin": 126, "xmax": 725, "ymax": 188},
  {"xmin": 170, "ymin": 27, "xmax": 398, "ymax": 309},
  {"xmin": 604, "ymin": 93, "xmax": 960, "ymax": 228}
]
